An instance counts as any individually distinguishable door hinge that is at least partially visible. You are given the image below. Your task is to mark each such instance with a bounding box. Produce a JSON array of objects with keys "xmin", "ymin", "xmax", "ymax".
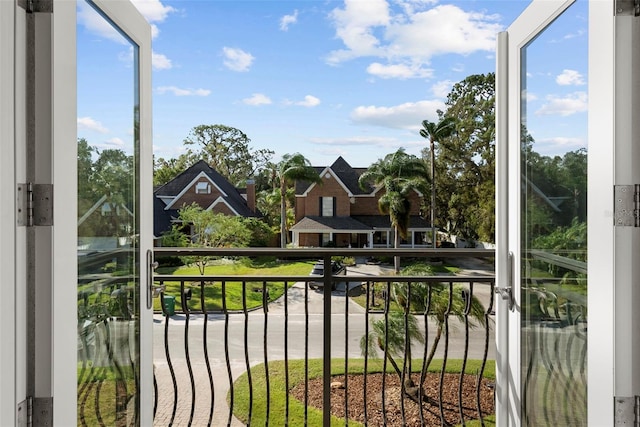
[
  {"xmin": 17, "ymin": 183, "xmax": 53, "ymax": 227},
  {"xmin": 614, "ymin": 396, "xmax": 640, "ymax": 426},
  {"xmin": 614, "ymin": 185, "xmax": 640, "ymax": 227},
  {"xmin": 616, "ymin": 0, "xmax": 640, "ymax": 16},
  {"xmin": 17, "ymin": 397, "xmax": 53, "ymax": 427}
]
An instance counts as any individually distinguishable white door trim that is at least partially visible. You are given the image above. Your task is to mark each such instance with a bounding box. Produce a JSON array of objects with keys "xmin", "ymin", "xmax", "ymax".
[
  {"xmin": 587, "ymin": 1, "xmax": 615, "ymax": 425},
  {"xmin": 0, "ymin": 2, "xmax": 18, "ymax": 424}
]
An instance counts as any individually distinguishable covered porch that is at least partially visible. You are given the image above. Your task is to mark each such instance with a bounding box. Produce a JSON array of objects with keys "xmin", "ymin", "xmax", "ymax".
[{"xmin": 291, "ymin": 215, "xmax": 435, "ymax": 248}]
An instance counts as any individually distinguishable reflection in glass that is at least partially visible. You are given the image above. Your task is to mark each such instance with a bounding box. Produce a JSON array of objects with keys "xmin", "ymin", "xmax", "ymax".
[
  {"xmin": 76, "ymin": 0, "xmax": 141, "ymax": 424},
  {"xmin": 520, "ymin": 1, "xmax": 587, "ymax": 425}
]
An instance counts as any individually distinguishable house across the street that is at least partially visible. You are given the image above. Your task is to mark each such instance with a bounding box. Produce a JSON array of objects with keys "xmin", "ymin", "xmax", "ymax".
[
  {"xmin": 153, "ymin": 160, "xmax": 259, "ymax": 243},
  {"xmin": 291, "ymin": 156, "xmax": 432, "ymax": 248}
]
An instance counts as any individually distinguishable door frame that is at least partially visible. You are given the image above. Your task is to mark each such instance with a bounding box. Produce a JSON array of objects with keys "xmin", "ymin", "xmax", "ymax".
[
  {"xmin": 497, "ymin": 0, "xmax": 616, "ymax": 425},
  {"xmin": 54, "ymin": 0, "xmax": 153, "ymax": 424},
  {"xmin": 0, "ymin": 1, "xmax": 20, "ymax": 425}
]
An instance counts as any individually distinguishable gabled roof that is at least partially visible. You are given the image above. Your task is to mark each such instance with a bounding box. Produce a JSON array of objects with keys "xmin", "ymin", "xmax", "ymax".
[
  {"xmin": 154, "ymin": 160, "xmax": 256, "ymax": 217},
  {"xmin": 295, "ymin": 156, "xmax": 374, "ymax": 196},
  {"xmin": 153, "ymin": 160, "xmax": 259, "ymax": 238}
]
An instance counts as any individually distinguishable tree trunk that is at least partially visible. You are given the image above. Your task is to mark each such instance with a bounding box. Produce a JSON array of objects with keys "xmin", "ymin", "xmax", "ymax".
[
  {"xmin": 394, "ymin": 225, "xmax": 401, "ymax": 272},
  {"xmin": 280, "ymin": 180, "xmax": 287, "ymax": 248}
]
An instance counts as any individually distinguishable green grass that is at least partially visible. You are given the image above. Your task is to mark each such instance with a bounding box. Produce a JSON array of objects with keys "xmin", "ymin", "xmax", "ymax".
[
  {"xmin": 231, "ymin": 358, "xmax": 495, "ymax": 426},
  {"xmin": 154, "ymin": 259, "xmax": 316, "ymax": 312}
]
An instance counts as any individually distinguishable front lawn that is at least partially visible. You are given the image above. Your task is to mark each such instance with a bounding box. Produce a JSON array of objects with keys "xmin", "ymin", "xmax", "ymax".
[
  {"xmin": 154, "ymin": 258, "xmax": 316, "ymax": 312},
  {"xmin": 231, "ymin": 358, "xmax": 495, "ymax": 426}
]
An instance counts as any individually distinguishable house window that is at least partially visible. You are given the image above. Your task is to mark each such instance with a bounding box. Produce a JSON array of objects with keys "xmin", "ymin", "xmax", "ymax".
[
  {"xmin": 321, "ymin": 233, "xmax": 331, "ymax": 246},
  {"xmin": 195, "ymin": 181, "xmax": 211, "ymax": 194},
  {"xmin": 320, "ymin": 196, "xmax": 335, "ymax": 217}
]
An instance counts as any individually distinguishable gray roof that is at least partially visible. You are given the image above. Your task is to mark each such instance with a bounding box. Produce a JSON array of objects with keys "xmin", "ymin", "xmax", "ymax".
[
  {"xmin": 153, "ymin": 160, "xmax": 258, "ymax": 238},
  {"xmin": 291, "ymin": 215, "xmax": 431, "ymax": 232},
  {"xmin": 296, "ymin": 156, "xmax": 373, "ymax": 195}
]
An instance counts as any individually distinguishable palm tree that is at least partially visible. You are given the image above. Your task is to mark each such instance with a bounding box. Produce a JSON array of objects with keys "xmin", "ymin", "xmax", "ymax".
[
  {"xmin": 275, "ymin": 153, "xmax": 322, "ymax": 247},
  {"xmin": 419, "ymin": 117, "xmax": 457, "ymax": 248},
  {"xmin": 358, "ymin": 149, "xmax": 428, "ymax": 272},
  {"xmin": 360, "ymin": 264, "xmax": 487, "ymax": 403}
]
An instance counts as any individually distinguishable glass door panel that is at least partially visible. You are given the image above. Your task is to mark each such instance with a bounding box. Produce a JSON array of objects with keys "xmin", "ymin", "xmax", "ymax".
[
  {"xmin": 76, "ymin": 0, "xmax": 145, "ymax": 423},
  {"xmin": 514, "ymin": 0, "xmax": 588, "ymax": 425}
]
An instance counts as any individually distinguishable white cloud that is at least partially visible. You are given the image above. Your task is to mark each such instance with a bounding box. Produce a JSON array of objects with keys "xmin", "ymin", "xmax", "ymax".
[
  {"xmin": 350, "ymin": 99, "xmax": 445, "ymax": 130},
  {"xmin": 326, "ymin": 2, "xmax": 503, "ymax": 75},
  {"xmin": 130, "ymin": 0, "xmax": 176, "ymax": 24},
  {"xmin": 105, "ymin": 137, "xmax": 125, "ymax": 147},
  {"xmin": 280, "ymin": 10, "xmax": 298, "ymax": 31},
  {"xmin": 222, "ymin": 47, "xmax": 255, "ymax": 72},
  {"xmin": 284, "ymin": 95, "xmax": 321, "ymax": 107},
  {"xmin": 243, "ymin": 93, "xmax": 272, "ymax": 106},
  {"xmin": 77, "ymin": 1, "xmax": 123, "ymax": 44},
  {"xmin": 536, "ymin": 92, "xmax": 588, "ymax": 116},
  {"xmin": 431, "ymin": 80, "xmax": 454, "ymax": 98},
  {"xmin": 78, "ymin": 117, "xmax": 108, "ymax": 134},
  {"xmin": 311, "ymin": 135, "xmax": 401, "ymax": 147},
  {"xmin": 156, "ymin": 86, "xmax": 211, "ymax": 96},
  {"xmin": 152, "ymin": 51, "xmax": 173, "ymax": 70},
  {"xmin": 366, "ymin": 62, "xmax": 433, "ymax": 79},
  {"xmin": 79, "ymin": 0, "xmax": 175, "ymax": 41},
  {"xmin": 556, "ymin": 69, "xmax": 585, "ymax": 86}
]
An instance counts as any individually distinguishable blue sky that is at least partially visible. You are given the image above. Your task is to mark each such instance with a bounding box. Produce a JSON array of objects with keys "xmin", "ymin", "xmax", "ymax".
[{"xmin": 77, "ymin": 0, "xmax": 588, "ymax": 168}]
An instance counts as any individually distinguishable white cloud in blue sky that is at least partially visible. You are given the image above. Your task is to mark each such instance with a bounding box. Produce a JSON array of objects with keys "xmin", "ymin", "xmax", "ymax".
[
  {"xmin": 556, "ymin": 69, "xmax": 585, "ymax": 86},
  {"xmin": 77, "ymin": 0, "xmax": 588, "ymax": 167},
  {"xmin": 78, "ymin": 117, "xmax": 108, "ymax": 134},
  {"xmin": 222, "ymin": 47, "xmax": 255, "ymax": 72},
  {"xmin": 280, "ymin": 10, "xmax": 298, "ymax": 31},
  {"xmin": 156, "ymin": 86, "xmax": 210, "ymax": 97},
  {"xmin": 243, "ymin": 93, "xmax": 272, "ymax": 106}
]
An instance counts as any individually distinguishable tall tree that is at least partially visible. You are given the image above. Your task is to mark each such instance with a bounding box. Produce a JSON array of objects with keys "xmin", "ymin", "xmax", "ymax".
[
  {"xmin": 183, "ymin": 124, "xmax": 274, "ymax": 186},
  {"xmin": 153, "ymin": 155, "xmax": 191, "ymax": 187},
  {"xmin": 358, "ymin": 149, "xmax": 428, "ymax": 272},
  {"xmin": 429, "ymin": 73, "xmax": 496, "ymax": 243},
  {"xmin": 419, "ymin": 117, "xmax": 457, "ymax": 248},
  {"xmin": 275, "ymin": 153, "xmax": 322, "ymax": 248}
]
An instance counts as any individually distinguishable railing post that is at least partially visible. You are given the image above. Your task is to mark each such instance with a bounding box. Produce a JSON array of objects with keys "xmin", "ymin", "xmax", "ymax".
[{"xmin": 323, "ymin": 255, "xmax": 331, "ymax": 427}]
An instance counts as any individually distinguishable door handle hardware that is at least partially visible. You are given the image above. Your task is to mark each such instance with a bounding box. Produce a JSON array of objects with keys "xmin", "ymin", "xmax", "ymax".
[
  {"xmin": 495, "ymin": 251, "xmax": 514, "ymax": 311},
  {"xmin": 146, "ymin": 250, "xmax": 158, "ymax": 309}
]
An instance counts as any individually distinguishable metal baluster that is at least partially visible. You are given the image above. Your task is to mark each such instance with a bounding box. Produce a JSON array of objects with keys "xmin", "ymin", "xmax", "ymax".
[
  {"xmin": 382, "ymin": 280, "xmax": 391, "ymax": 426},
  {"xmin": 438, "ymin": 282, "xmax": 454, "ymax": 426},
  {"xmin": 363, "ymin": 280, "xmax": 370, "ymax": 425},
  {"xmin": 223, "ymin": 281, "xmax": 234, "ymax": 427},
  {"xmin": 243, "ymin": 281, "xmax": 253, "ymax": 425},
  {"xmin": 263, "ymin": 280, "xmax": 271, "ymax": 425},
  {"xmin": 458, "ymin": 282, "xmax": 473, "ymax": 426},
  {"xmin": 201, "ymin": 280, "xmax": 214, "ymax": 426},
  {"xmin": 181, "ymin": 281, "xmax": 196, "ymax": 425},
  {"xmin": 284, "ymin": 281, "xmax": 290, "ymax": 426},
  {"xmin": 161, "ymin": 288, "xmax": 178, "ymax": 425}
]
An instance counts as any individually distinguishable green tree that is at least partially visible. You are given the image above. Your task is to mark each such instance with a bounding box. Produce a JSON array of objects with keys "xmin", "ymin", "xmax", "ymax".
[
  {"xmin": 361, "ymin": 264, "xmax": 486, "ymax": 402},
  {"xmin": 358, "ymin": 149, "xmax": 428, "ymax": 272},
  {"xmin": 183, "ymin": 124, "xmax": 274, "ymax": 186},
  {"xmin": 429, "ymin": 73, "xmax": 495, "ymax": 243},
  {"xmin": 274, "ymin": 153, "xmax": 322, "ymax": 248},
  {"xmin": 176, "ymin": 203, "xmax": 252, "ymax": 274},
  {"xmin": 153, "ymin": 155, "xmax": 191, "ymax": 187},
  {"xmin": 419, "ymin": 117, "xmax": 457, "ymax": 247}
]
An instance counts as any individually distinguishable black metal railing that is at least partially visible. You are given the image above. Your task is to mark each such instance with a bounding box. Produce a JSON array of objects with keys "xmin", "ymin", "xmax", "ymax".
[{"xmin": 151, "ymin": 248, "xmax": 496, "ymax": 427}]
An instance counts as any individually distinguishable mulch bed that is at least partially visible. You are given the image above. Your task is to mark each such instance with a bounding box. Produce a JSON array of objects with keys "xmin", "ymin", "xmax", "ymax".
[{"xmin": 290, "ymin": 372, "xmax": 495, "ymax": 426}]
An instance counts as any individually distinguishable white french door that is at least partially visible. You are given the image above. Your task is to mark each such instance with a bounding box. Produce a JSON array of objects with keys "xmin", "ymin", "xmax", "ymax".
[
  {"xmin": 0, "ymin": 1, "xmax": 152, "ymax": 425},
  {"xmin": 498, "ymin": 1, "xmax": 588, "ymax": 423},
  {"xmin": 496, "ymin": 0, "xmax": 635, "ymax": 425}
]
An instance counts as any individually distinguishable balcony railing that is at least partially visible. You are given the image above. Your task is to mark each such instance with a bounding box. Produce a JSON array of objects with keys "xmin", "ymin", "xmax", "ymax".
[{"xmin": 150, "ymin": 247, "xmax": 496, "ymax": 427}]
